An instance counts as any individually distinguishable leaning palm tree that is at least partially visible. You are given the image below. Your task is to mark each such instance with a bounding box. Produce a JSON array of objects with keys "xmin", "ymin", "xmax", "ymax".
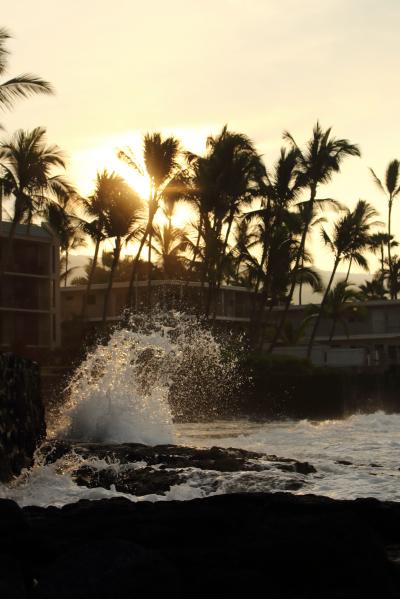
[
  {"xmin": 101, "ymin": 173, "xmax": 143, "ymax": 323},
  {"xmin": 0, "ymin": 127, "xmax": 73, "ymax": 273},
  {"xmin": 370, "ymin": 160, "xmax": 400, "ymax": 294},
  {"xmin": 270, "ymin": 123, "xmax": 360, "ymax": 351},
  {"xmin": 307, "ymin": 200, "xmax": 378, "ymax": 357},
  {"xmin": 118, "ymin": 133, "xmax": 181, "ymax": 306},
  {"xmin": 0, "ymin": 28, "xmax": 52, "ymax": 112}
]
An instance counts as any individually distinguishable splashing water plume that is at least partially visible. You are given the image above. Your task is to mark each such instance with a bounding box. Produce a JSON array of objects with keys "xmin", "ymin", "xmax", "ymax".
[{"xmin": 50, "ymin": 310, "xmax": 240, "ymax": 445}]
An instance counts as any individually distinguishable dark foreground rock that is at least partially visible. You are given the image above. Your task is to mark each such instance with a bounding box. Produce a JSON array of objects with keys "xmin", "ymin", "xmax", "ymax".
[
  {"xmin": 0, "ymin": 354, "xmax": 45, "ymax": 482},
  {"xmin": 1, "ymin": 493, "xmax": 400, "ymax": 598},
  {"xmin": 40, "ymin": 440, "xmax": 316, "ymax": 495}
]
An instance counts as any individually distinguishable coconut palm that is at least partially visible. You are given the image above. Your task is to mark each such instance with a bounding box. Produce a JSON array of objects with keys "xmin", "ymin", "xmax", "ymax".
[
  {"xmin": 271, "ymin": 123, "xmax": 360, "ymax": 350},
  {"xmin": 308, "ymin": 281, "xmax": 364, "ymax": 342},
  {"xmin": 118, "ymin": 133, "xmax": 181, "ymax": 306},
  {"xmin": 100, "ymin": 172, "xmax": 143, "ymax": 323},
  {"xmin": 383, "ymin": 256, "xmax": 400, "ymax": 300},
  {"xmin": 45, "ymin": 200, "xmax": 86, "ymax": 286},
  {"xmin": 151, "ymin": 223, "xmax": 189, "ymax": 279},
  {"xmin": 79, "ymin": 170, "xmax": 122, "ymax": 319},
  {"xmin": 0, "ymin": 127, "xmax": 73, "ymax": 273},
  {"xmin": 358, "ymin": 276, "xmax": 387, "ymax": 301},
  {"xmin": 343, "ymin": 200, "xmax": 383, "ymax": 282},
  {"xmin": 0, "ymin": 28, "xmax": 52, "ymax": 112},
  {"xmin": 307, "ymin": 200, "xmax": 378, "ymax": 357},
  {"xmin": 370, "ymin": 160, "xmax": 400, "ymax": 293},
  {"xmin": 368, "ymin": 232, "xmax": 398, "ymax": 278}
]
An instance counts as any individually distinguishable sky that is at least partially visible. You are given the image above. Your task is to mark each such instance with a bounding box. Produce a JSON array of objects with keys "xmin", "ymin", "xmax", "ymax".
[{"xmin": 3, "ymin": 0, "xmax": 400, "ymax": 272}]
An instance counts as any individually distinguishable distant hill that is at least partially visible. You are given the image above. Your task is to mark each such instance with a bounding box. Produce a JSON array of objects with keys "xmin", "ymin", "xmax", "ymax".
[{"xmin": 66, "ymin": 254, "xmax": 372, "ymax": 303}]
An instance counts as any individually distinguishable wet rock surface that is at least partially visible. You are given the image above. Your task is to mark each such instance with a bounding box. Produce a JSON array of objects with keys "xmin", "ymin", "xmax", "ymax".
[
  {"xmin": 1, "ymin": 493, "xmax": 400, "ymax": 598},
  {"xmin": 40, "ymin": 440, "xmax": 316, "ymax": 495}
]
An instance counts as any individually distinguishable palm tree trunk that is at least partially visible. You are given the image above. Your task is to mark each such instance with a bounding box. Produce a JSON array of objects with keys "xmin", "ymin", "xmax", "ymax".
[
  {"xmin": 268, "ymin": 190, "xmax": 316, "ymax": 352},
  {"xmin": 380, "ymin": 242, "xmax": 384, "ymax": 278},
  {"xmin": 298, "ymin": 255, "xmax": 304, "ymax": 304},
  {"xmin": 212, "ymin": 209, "xmax": 236, "ymax": 320},
  {"xmin": 147, "ymin": 228, "xmax": 153, "ymax": 309},
  {"xmin": 388, "ymin": 198, "xmax": 394, "ymax": 298},
  {"xmin": 81, "ymin": 237, "xmax": 101, "ymax": 320},
  {"xmin": 126, "ymin": 223, "xmax": 150, "ymax": 306},
  {"xmin": 64, "ymin": 250, "xmax": 69, "ymax": 287},
  {"xmin": 344, "ymin": 257, "xmax": 352, "ymax": 283},
  {"xmin": 307, "ymin": 256, "xmax": 340, "ymax": 359},
  {"xmin": 102, "ymin": 239, "xmax": 121, "ymax": 323},
  {"xmin": 185, "ymin": 218, "xmax": 202, "ymax": 286}
]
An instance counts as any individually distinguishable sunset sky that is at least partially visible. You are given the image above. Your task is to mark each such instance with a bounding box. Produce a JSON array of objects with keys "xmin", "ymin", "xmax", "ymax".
[{"xmin": 3, "ymin": 0, "xmax": 400, "ymax": 271}]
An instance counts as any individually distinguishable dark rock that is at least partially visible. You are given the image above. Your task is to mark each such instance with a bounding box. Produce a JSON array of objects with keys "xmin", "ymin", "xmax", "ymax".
[
  {"xmin": 32, "ymin": 540, "xmax": 179, "ymax": 599},
  {"xmin": 0, "ymin": 354, "xmax": 45, "ymax": 482},
  {"xmin": 336, "ymin": 459, "xmax": 353, "ymax": 465},
  {"xmin": 7, "ymin": 493, "xmax": 399, "ymax": 598},
  {"xmin": 74, "ymin": 465, "xmax": 182, "ymax": 496}
]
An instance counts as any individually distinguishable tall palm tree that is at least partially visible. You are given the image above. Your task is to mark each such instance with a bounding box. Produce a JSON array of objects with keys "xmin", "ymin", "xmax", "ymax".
[
  {"xmin": 0, "ymin": 28, "xmax": 52, "ymax": 112},
  {"xmin": 0, "ymin": 127, "xmax": 73, "ymax": 273},
  {"xmin": 307, "ymin": 200, "xmax": 378, "ymax": 357},
  {"xmin": 270, "ymin": 123, "xmax": 361, "ymax": 350},
  {"xmin": 79, "ymin": 171, "xmax": 116, "ymax": 319},
  {"xmin": 118, "ymin": 133, "xmax": 181, "ymax": 306},
  {"xmin": 187, "ymin": 126, "xmax": 265, "ymax": 315},
  {"xmin": 370, "ymin": 160, "xmax": 400, "ymax": 295},
  {"xmin": 101, "ymin": 172, "xmax": 142, "ymax": 323}
]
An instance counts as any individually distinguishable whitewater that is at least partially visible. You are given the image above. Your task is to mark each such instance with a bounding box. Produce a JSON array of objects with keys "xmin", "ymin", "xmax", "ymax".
[{"xmin": 1, "ymin": 312, "xmax": 399, "ymax": 506}]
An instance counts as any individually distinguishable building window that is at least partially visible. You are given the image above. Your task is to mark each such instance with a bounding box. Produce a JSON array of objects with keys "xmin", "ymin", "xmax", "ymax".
[{"xmin": 88, "ymin": 294, "xmax": 96, "ymax": 305}]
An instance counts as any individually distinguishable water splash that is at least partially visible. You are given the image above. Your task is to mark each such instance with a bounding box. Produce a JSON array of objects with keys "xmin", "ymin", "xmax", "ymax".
[{"xmin": 50, "ymin": 310, "xmax": 240, "ymax": 445}]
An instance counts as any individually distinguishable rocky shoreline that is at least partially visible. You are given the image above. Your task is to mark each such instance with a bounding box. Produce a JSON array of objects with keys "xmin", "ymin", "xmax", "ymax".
[
  {"xmin": 40, "ymin": 440, "xmax": 317, "ymax": 495},
  {"xmin": 1, "ymin": 491, "xmax": 400, "ymax": 598}
]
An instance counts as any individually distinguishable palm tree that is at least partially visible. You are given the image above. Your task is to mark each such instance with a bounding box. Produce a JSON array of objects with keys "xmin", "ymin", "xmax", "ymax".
[
  {"xmin": 270, "ymin": 122, "xmax": 361, "ymax": 350},
  {"xmin": 118, "ymin": 133, "xmax": 181, "ymax": 307},
  {"xmin": 383, "ymin": 256, "xmax": 400, "ymax": 300},
  {"xmin": 358, "ymin": 276, "xmax": 387, "ymax": 301},
  {"xmin": 370, "ymin": 160, "xmax": 400, "ymax": 294},
  {"xmin": 368, "ymin": 232, "xmax": 397, "ymax": 278},
  {"xmin": 343, "ymin": 200, "xmax": 383, "ymax": 282},
  {"xmin": 101, "ymin": 172, "xmax": 143, "ymax": 323},
  {"xmin": 45, "ymin": 199, "xmax": 86, "ymax": 286},
  {"xmin": 186, "ymin": 126, "xmax": 265, "ymax": 316},
  {"xmin": 0, "ymin": 127, "xmax": 73, "ymax": 273},
  {"xmin": 79, "ymin": 171, "xmax": 115, "ymax": 320},
  {"xmin": 308, "ymin": 281, "xmax": 364, "ymax": 342},
  {"xmin": 151, "ymin": 223, "xmax": 189, "ymax": 279},
  {"xmin": 307, "ymin": 200, "xmax": 378, "ymax": 357},
  {"xmin": 0, "ymin": 28, "xmax": 52, "ymax": 112}
]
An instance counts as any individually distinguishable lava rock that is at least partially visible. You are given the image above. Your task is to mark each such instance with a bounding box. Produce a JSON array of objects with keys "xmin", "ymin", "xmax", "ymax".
[
  {"xmin": 0, "ymin": 493, "xmax": 397, "ymax": 598},
  {"xmin": 32, "ymin": 539, "xmax": 179, "ymax": 599}
]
